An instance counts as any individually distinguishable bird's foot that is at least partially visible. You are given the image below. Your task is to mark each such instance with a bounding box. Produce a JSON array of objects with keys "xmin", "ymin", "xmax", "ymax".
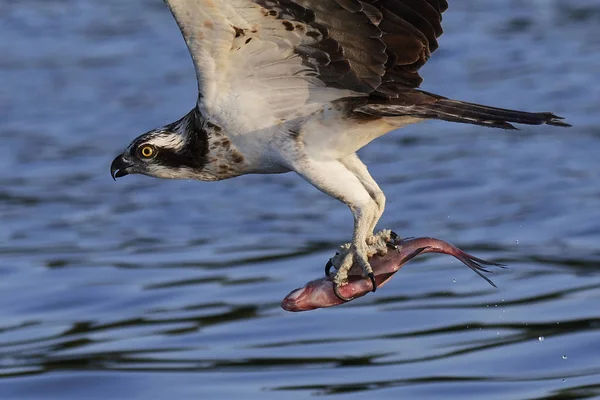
[{"xmin": 325, "ymin": 230, "xmax": 399, "ymax": 301}]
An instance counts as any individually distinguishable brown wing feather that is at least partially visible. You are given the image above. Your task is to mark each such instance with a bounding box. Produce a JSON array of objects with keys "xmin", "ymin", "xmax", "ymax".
[
  {"xmin": 375, "ymin": 0, "xmax": 446, "ymax": 92},
  {"xmin": 255, "ymin": 0, "xmax": 447, "ymax": 94}
]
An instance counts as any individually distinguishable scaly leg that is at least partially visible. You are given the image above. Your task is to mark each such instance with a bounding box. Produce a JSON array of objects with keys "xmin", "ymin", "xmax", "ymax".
[
  {"xmin": 323, "ymin": 155, "xmax": 397, "ymax": 299},
  {"xmin": 293, "ymin": 158, "xmax": 380, "ymax": 293},
  {"xmin": 340, "ymin": 154, "xmax": 388, "ymax": 244}
]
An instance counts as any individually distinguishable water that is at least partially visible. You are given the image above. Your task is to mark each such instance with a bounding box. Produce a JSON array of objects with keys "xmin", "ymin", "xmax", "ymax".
[{"xmin": 2, "ymin": 1, "xmax": 600, "ymax": 399}]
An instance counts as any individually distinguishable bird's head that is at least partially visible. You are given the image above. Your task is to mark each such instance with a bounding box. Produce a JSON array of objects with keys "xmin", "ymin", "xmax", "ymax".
[{"xmin": 110, "ymin": 123, "xmax": 208, "ymax": 181}]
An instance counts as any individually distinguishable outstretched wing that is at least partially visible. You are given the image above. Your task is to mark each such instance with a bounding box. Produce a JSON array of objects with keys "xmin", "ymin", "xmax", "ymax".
[{"xmin": 164, "ymin": 0, "xmax": 447, "ymax": 119}]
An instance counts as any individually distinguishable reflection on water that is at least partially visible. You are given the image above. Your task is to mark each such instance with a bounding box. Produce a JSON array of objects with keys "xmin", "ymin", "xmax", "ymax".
[{"xmin": 1, "ymin": 0, "xmax": 599, "ymax": 399}]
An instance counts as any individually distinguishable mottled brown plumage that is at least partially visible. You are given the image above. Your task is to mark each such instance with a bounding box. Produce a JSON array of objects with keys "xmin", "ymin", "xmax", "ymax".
[
  {"xmin": 251, "ymin": 0, "xmax": 568, "ymax": 129},
  {"xmin": 254, "ymin": 0, "xmax": 446, "ymax": 94}
]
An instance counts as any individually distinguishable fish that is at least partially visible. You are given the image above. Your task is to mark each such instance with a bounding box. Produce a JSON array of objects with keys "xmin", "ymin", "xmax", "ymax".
[{"xmin": 281, "ymin": 237, "xmax": 505, "ymax": 312}]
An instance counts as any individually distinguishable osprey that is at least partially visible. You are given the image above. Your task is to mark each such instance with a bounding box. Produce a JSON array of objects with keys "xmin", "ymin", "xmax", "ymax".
[{"xmin": 111, "ymin": 0, "xmax": 569, "ymax": 300}]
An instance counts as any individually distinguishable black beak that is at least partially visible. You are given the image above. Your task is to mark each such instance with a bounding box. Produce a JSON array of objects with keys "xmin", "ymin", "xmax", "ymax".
[{"xmin": 110, "ymin": 155, "xmax": 132, "ymax": 180}]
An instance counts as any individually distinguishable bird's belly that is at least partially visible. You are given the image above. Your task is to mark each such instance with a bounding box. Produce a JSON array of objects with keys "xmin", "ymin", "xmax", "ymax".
[{"xmin": 299, "ymin": 115, "xmax": 420, "ymax": 160}]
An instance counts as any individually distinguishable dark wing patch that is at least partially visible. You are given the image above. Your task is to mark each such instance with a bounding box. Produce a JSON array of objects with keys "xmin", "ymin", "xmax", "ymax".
[
  {"xmin": 377, "ymin": 0, "xmax": 447, "ymax": 92},
  {"xmin": 255, "ymin": 0, "xmax": 447, "ymax": 95},
  {"xmin": 255, "ymin": 0, "xmax": 386, "ymax": 93}
]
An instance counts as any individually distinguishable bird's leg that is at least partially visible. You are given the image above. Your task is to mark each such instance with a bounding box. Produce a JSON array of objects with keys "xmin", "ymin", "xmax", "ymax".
[
  {"xmin": 325, "ymin": 154, "xmax": 396, "ymax": 290},
  {"xmin": 323, "ymin": 154, "xmax": 400, "ymax": 300},
  {"xmin": 328, "ymin": 229, "xmax": 396, "ymax": 299},
  {"xmin": 341, "ymin": 154, "xmax": 392, "ymax": 249},
  {"xmin": 331, "ymin": 202, "xmax": 379, "ymax": 293},
  {"xmin": 292, "ymin": 158, "xmax": 381, "ymax": 299},
  {"xmin": 329, "ymin": 230, "xmax": 394, "ymax": 268}
]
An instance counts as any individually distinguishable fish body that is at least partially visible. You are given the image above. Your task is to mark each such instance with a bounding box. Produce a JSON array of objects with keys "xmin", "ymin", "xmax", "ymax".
[{"xmin": 282, "ymin": 237, "xmax": 504, "ymax": 312}]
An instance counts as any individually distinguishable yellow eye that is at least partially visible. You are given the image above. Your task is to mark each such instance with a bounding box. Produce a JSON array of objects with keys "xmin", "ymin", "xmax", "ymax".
[{"xmin": 139, "ymin": 145, "xmax": 155, "ymax": 158}]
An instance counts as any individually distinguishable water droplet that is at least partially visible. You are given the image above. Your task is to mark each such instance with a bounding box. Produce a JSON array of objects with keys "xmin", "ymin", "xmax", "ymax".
[
  {"xmin": 562, "ymin": 355, "xmax": 567, "ymax": 360},
  {"xmin": 538, "ymin": 336, "xmax": 545, "ymax": 342},
  {"xmin": 515, "ymin": 240, "xmax": 519, "ymax": 244},
  {"xmin": 452, "ymin": 279, "xmax": 456, "ymax": 283},
  {"xmin": 562, "ymin": 379, "xmax": 566, "ymax": 383}
]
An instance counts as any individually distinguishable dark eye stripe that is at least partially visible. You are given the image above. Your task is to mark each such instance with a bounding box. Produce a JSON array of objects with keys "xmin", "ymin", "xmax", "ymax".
[{"xmin": 155, "ymin": 144, "xmax": 206, "ymax": 169}]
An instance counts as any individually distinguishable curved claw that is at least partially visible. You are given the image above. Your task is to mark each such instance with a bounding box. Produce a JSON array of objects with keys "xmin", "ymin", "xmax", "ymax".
[
  {"xmin": 385, "ymin": 231, "xmax": 402, "ymax": 251},
  {"xmin": 368, "ymin": 272, "xmax": 377, "ymax": 292},
  {"xmin": 386, "ymin": 241, "xmax": 398, "ymax": 251},
  {"xmin": 325, "ymin": 259, "xmax": 334, "ymax": 277},
  {"xmin": 386, "ymin": 231, "xmax": 400, "ymax": 251},
  {"xmin": 333, "ymin": 281, "xmax": 355, "ymax": 302}
]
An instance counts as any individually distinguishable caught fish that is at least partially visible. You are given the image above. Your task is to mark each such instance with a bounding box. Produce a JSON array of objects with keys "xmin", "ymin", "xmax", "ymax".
[{"xmin": 281, "ymin": 237, "xmax": 505, "ymax": 312}]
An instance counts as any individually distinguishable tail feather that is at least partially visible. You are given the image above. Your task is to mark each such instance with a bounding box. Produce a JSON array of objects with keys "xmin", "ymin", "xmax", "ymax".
[{"xmin": 354, "ymin": 92, "xmax": 571, "ymax": 130}]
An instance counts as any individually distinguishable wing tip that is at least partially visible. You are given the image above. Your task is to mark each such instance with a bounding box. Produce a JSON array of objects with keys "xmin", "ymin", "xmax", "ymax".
[{"xmin": 542, "ymin": 113, "xmax": 572, "ymax": 128}]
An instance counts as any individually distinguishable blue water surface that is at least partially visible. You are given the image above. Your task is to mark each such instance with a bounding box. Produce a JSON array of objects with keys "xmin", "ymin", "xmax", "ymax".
[{"xmin": 1, "ymin": 1, "xmax": 599, "ymax": 399}]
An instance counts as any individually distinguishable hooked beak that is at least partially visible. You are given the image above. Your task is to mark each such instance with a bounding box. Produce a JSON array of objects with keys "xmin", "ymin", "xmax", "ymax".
[{"xmin": 110, "ymin": 154, "xmax": 133, "ymax": 180}]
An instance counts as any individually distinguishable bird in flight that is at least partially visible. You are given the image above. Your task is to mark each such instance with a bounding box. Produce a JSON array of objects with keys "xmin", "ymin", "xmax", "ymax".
[{"xmin": 111, "ymin": 0, "xmax": 569, "ymax": 300}]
